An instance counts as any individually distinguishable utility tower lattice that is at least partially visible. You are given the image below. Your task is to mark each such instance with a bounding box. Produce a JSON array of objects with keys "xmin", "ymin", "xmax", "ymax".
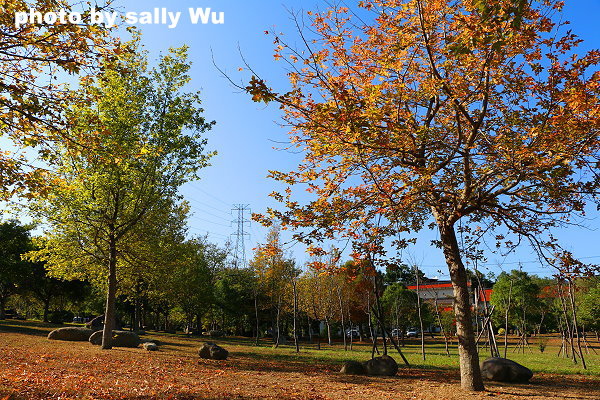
[{"xmin": 231, "ymin": 204, "xmax": 250, "ymax": 269}]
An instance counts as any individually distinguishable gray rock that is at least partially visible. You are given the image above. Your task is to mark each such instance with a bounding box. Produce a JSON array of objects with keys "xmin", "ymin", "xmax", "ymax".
[
  {"xmin": 340, "ymin": 361, "xmax": 366, "ymax": 375},
  {"xmin": 364, "ymin": 355, "xmax": 398, "ymax": 376},
  {"xmin": 85, "ymin": 315, "xmax": 122, "ymax": 332},
  {"xmin": 143, "ymin": 342, "xmax": 158, "ymax": 351},
  {"xmin": 48, "ymin": 327, "xmax": 94, "ymax": 341},
  {"xmin": 85, "ymin": 315, "xmax": 104, "ymax": 331},
  {"xmin": 481, "ymin": 357, "xmax": 533, "ymax": 383},
  {"xmin": 88, "ymin": 330, "xmax": 141, "ymax": 348},
  {"xmin": 198, "ymin": 342, "xmax": 229, "ymax": 360}
]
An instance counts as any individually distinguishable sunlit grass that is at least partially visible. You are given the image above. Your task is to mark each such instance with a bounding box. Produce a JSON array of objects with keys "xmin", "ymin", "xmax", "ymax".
[{"xmin": 2, "ymin": 319, "xmax": 598, "ymax": 376}]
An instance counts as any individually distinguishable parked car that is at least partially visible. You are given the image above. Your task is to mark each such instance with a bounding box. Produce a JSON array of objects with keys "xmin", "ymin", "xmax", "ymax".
[
  {"xmin": 345, "ymin": 328, "xmax": 360, "ymax": 339},
  {"xmin": 406, "ymin": 328, "xmax": 420, "ymax": 337},
  {"xmin": 391, "ymin": 328, "xmax": 403, "ymax": 338}
]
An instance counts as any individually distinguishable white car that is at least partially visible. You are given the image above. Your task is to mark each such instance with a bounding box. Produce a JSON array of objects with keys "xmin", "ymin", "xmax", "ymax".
[{"xmin": 406, "ymin": 328, "xmax": 419, "ymax": 337}]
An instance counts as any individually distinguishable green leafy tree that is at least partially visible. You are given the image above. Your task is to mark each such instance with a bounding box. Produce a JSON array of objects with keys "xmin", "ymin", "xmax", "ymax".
[
  {"xmin": 0, "ymin": 220, "xmax": 33, "ymax": 318},
  {"xmin": 26, "ymin": 259, "xmax": 89, "ymax": 323},
  {"xmin": 381, "ymin": 283, "xmax": 431, "ymax": 341},
  {"xmin": 171, "ymin": 239, "xmax": 225, "ymax": 333},
  {"xmin": 27, "ymin": 36, "xmax": 214, "ymax": 349},
  {"xmin": 577, "ymin": 278, "xmax": 600, "ymax": 333},
  {"xmin": 491, "ymin": 270, "xmax": 541, "ymax": 334},
  {"xmin": 384, "ymin": 263, "xmax": 426, "ymax": 286},
  {"xmin": 214, "ymin": 268, "xmax": 257, "ymax": 335}
]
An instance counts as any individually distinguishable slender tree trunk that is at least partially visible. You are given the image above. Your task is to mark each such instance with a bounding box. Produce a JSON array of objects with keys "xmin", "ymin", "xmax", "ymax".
[
  {"xmin": 254, "ymin": 294, "xmax": 260, "ymax": 346},
  {"xmin": 558, "ymin": 280, "xmax": 578, "ymax": 364},
  {"xmin": 337, "ymin": 286, "xmax": 347, "ymax": 351},
  {"xmin": 504, "ymin": 279, "xmax": 513, "ymax": 358},
  {"xmin": 567, "ymin": 279, "xmax": 586, "ymax": 369},
  {"xmin": 367, "ymin": 300, "xmax": 379, "ymax": 356},
  {"xmin": 373, "ymin": 278, "xmax": 388, "ymax": 355},
  {"xmin": 326, "ymin": 319, "xmax": 331, "ymax": 345},
  {"xmin": 42, "ymin": 298, "xmax": 51, "ymax": 323},
  {"xmin": 437, "ymin": 220, "xmax": 484, "ymax": 391},
  {"xmin": 274, "ymin": 297, "xmax": 281, "ymax": 348},
  {"xmin": 415, "ymin": 265, "xmax": 426, "ymax": 361},
  {"xmin": 293, "ymin": 280, "xmax": 299, "ymax": 353},
  {"xmin": 434, "ymin": 293, "xmax": 450, "ymax": 356},
  {"xmin": 101, "ymin": 236, "xmax": 118, "ymax": 350}
]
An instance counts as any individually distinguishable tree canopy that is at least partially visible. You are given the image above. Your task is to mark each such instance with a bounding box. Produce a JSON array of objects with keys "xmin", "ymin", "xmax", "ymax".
[
  {"xmin": 28, "ymin": 35, "xmax": 214, "ymax": 348},
  {"xmin": 245, "ymin": 0, "xmax": 600, "ymax": 390},
  {"xmin": 0, "ymin": 0, "xmax": 117, "ymax": 198}
]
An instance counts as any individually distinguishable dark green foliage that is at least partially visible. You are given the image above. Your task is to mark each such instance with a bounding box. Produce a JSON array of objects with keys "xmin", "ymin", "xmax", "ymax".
[{"xmin": 0, "ymin": 220, "xmax": 34, "ymax": 319}]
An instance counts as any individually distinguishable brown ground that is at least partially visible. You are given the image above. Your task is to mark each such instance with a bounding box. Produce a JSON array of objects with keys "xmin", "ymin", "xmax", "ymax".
[{"xmin": 0, "ymin": 329, "xmax": 598, "ymax": 400}]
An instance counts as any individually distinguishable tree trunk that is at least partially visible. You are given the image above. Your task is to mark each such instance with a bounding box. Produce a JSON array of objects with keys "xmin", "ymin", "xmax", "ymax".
[
  {"xmin": 434, "ymin": 293, "xmax": 450, "ymax": 356},
  {"xmin": 274, "ymin": 297, "xmax": 281, "ymax": 348},
  {"xmin": 42, "ymin": 298, "xmax": 51, "ymax": 323},
  {"xmin": 254, "ymin": 294, "xmax": 260, "ymax": 346},
  {"xmin": 373, "ymin": 276, "xmax": 388, "ymax": 355},
  {"xmin": 337, "ymin": 286, "xmax": 347, "ymax": 351},
  {"xmin": 415, "ymin": 265, "xmax": 426, "ymax": 361},
  {"xmin": 504, "ymin": 279, "xmax": 513, "ymax": 358},
  {"xmin": 101, "ymin": 236, "xmax": 118, "ymax": 350},
  {"xmin": 567, "ymin": 279, "xmax": 586, "ymax": 369},
  {"xmin": 293, "ymin": 280, "xmax": 299, "ymax": 353},
  {"xmin": 0, "ymin": 295, "xmax": 6, "ymax": 320},
  {"xmin": 437, "ymin": 220, "xmax": 484, "ymax": 391}
]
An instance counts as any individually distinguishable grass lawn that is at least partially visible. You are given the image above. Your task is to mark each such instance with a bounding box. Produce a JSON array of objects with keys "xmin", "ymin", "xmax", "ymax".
[{"xmin": 1, "ymin": 319, "xmax": 598, "ymax": 400}]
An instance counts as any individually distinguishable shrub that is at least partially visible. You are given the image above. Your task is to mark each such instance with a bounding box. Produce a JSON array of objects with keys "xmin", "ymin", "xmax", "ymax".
[{"xmin": 48, "ymin": 310, "xmax": 74, "ymax": 324}]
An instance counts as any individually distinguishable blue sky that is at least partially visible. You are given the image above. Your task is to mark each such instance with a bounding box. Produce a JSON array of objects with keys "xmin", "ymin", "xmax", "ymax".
[
  {"xmin": 8, "ymin": 1, "xmax": 600, "ymax": 278},
  {"xmin": 112, "ymin": 0, "xmax": 600, "ymax": 278}
]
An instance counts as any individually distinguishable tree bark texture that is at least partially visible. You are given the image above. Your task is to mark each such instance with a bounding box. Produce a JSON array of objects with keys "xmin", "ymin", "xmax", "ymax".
[
  {"xmin": 101, "ymin": 236, "xmax": 118, "ymax": 350},
  {"xmin": 438, "ymin": 220, "xmax": 485, "ymax": 391}
]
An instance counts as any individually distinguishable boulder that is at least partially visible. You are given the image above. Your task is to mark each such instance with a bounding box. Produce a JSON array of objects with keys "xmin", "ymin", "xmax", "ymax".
[
  {"xmin": 85, "ymin": 315, "xmax": 104, "ymax": 331},
  {"xmin": 198, "ymin": 342, "xmax": 229, "ymax": 360},
  {"xmin": 364, "ymin": 355, "xmax": 398, "ymax": 376},
  {"xmin": 143, "ymin": 342, "xmax": 158, "ymax": 351},
  {"xmin": 340, "ymin": 360, "xmax": 366, "ymax": 375},
  {"xmin": 48, "ymin": 327, "xmax": 94, "ymax": 341},
  {"xmin": 85, "ymin": 315, "xmax": 122, "ymax": 332},
  {"xmin": 481, "ymin": 357, "xmax": 533, "ymax": 383},
  {"xmin": 89, "ymin": 330, "xmax": 141, "ymax": 348}
]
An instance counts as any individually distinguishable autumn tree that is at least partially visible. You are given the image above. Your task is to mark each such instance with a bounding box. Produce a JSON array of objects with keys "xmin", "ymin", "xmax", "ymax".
[
  {"xmin": 250, "ymin": 226, "xmax": 298, "ymax": 346},
  {"xmin": 245, "ymin": 0, "xmax": 600, "ymax": 390},
  {"xmin": 1, "ymin": 0, "xmax": 116, "ymax": 198},
  {"xmin": 297, "ymin": 265, "xmax": 339, "ymax": 345},
  {"xmin": 28, "ymin": 37, "xmax": 214, "ymax": 349}
]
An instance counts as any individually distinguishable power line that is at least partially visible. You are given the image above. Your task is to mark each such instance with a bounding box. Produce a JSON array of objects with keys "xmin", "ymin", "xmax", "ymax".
[
  {"xmin": 185, "ymin": 195, "xmax": 231, "ymax": 216},
  {"xmin": 187, "ymin": 214, "xmax": 231, "ymax": 228},
  {"xmin": 187, "ymin": 184, "xmax": 231, "ymax": 207}
]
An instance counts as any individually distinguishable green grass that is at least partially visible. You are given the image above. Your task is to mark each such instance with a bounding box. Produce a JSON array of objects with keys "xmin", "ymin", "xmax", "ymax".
[
  {"xmin": 207, "ymin": 335, "xmax": 600, "ymax": 376},
  {"xmin": 2, "ymin": 319, "xmax": 599, "ymax": 377}
]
